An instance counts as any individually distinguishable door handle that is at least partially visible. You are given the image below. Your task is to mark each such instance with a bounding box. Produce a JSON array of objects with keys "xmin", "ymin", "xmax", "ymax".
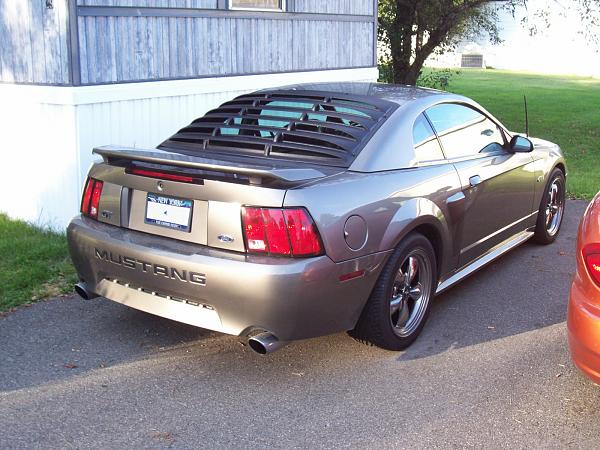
[
  {"xmin": 469, "ymin": 175, "xmax": 482, "ymax": 187},
  {"xmin": 481, "ymin": 129, "xmax": 494, "ymax": 136}
]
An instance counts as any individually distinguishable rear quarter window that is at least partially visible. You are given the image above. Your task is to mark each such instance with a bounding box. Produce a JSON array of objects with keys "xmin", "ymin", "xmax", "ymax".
[{"xmin": 412, "ymin": 114, "xmax": 444, "ymax": 162}]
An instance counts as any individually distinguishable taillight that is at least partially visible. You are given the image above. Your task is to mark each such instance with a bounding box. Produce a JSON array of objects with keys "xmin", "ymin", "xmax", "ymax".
[
  {"xmin": 284, "ymin": 209, "xmax": 322, "ymax": 256},
  {"xmin": 81, "ymin": 178, "xmax": 94, "ymax": 215},
  {"xmin": 242, "ymin": 208, "xmax": 268, "ymax": 253},
  {"xmin": 241, "ymin": 207, "xmax": 323, "ymax": 257},
  {"xmin": 583, "ymin": 244, "xmax": 600, "ymax": 287},
  {"xmin": 81, "ymin": 178, "xmax": 103, "ymax": 219},
  {"xmin": 262, "ymin": 209, "xmax": 291, "ymax": 255}
]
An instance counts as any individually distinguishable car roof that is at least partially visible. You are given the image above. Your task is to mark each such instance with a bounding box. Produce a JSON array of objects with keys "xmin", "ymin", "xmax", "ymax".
[
  {"xmin": 258, "ymin": 82, "xmax": 456, "ymax": 106},
  {"xmin": 159, "ymin": 82, "xmax": 502, "ymax": 173},
  {"xmin": 160, "ymin": 84, "xmax": 409, "ymax": 168}
]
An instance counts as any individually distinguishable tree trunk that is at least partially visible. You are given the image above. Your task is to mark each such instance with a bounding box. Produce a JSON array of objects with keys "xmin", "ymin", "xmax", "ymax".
[
  {"xmin": 393, "ymin": 63, "xmax": 421, "ymax": 85},
  {"xmin": 390, "ymin": 43, "xmax": 421, "ymax": 85},
  {"xmin": 390, "ymin": 26, "xmax": 449, "ymax": 85},
  {"xmin": 388, "ymin": 4, "xmax": 422, "ymax": 85}
]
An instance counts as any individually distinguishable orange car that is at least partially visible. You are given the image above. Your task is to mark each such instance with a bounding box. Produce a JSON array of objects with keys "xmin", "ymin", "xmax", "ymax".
[{"xmin": 568, "ymin": 192, "xmax": 600, "ymax": 383}]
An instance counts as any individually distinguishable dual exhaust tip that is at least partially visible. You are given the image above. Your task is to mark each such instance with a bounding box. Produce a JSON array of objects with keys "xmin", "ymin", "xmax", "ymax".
[
  {"xmin": 74, "ymin": 282, "xmax": 98, "ymax": 301},
  {"xmin": 74, "ymin": 283, "xmax": 286, "ymax": 354},
  {"xmin": 248, "ymin": 332, "xmax": 287, "ymax": 354}
]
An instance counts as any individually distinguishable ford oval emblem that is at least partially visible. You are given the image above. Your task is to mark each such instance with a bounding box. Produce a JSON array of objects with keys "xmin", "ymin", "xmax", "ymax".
[{"xmin": 218, "ymin": 234, "xmax": 235, "ymax": 243}]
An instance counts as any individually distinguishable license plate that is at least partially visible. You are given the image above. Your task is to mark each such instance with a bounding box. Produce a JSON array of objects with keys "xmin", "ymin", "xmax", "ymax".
[{"xmin": 145, "ymin": 193, "xmax": 193, "ymax": 232}]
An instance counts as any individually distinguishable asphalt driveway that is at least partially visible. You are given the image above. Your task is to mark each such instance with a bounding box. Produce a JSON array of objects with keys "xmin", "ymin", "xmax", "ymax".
[{"xmin": 1, "ymin": 200, "xmax": 598, "ymax": 449}]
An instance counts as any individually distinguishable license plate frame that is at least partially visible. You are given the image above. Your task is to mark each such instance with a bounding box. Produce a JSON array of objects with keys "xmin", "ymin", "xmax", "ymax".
[{"xmin": 144, "ymin": 193, "xmax": 193, "ymax": 232}]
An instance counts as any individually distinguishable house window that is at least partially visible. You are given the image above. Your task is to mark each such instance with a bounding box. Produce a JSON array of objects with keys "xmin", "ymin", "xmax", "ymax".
[{"xmin": 229, "ymin": 0, "xmax": 284, "ymax": 11}]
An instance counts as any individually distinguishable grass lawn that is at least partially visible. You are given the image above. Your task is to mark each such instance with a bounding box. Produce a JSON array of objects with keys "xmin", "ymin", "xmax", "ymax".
[
  {"xmin": 444, "ymin": 69, "xmax": 600, "ymax": 198},
  {"xmin": 0, "ymin": 213, "xmax": 77, "ymax": 312}
]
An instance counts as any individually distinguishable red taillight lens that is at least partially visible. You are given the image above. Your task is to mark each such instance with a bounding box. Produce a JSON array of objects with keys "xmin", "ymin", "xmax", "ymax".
[
  {"xmin": 284, "ymin": 209, "xmax": 323, "ymax": 256},
  {"xmin": 241, "ymin": 207, "xmax": 323, "ymax": 257},
  {"xmin": 583, "ymin": 244, "xmax": 600, "ymax": 287},
  {"xmin": 81, "ymin": 178, "xmax": 103, "ymax": 219},
  {"xmin": 81, "ymin": 178, "xmax": 94, "ymax": 214},
  {"xmin": 262, "ymin": 209, "xmax": 291, "ymax": 256},
  {"xmin": 90, "ymin": 180, "xmax": 103, "ymax": 219}
]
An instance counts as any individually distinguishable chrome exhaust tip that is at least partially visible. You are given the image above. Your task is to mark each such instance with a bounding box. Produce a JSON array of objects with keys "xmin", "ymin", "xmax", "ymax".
[
  {"xmin": 74, "ymin": 282, "xmax": 98, "ymax": 300},
  {"xmin": 248, "ymin": 332, "xmax": 287, "ymax": 354}
]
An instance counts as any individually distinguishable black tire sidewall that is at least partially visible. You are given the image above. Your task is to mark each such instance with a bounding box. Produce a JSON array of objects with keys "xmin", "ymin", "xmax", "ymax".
[
  {"xmin": 534, "ymin": 168, "xmax": 565, "ymax": 244},
  {"xmin": 355, "ymin": 232, "xmax": 437, "ymax": 351}
]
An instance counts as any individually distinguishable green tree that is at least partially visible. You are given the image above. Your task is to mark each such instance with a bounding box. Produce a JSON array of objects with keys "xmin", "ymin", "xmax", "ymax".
[
  {"xmin": 379, "ymin": 0, "xmax": 600, "ymax": 85},
  {"xmin": 378, "ymin": 0, "xmax": 520, "ymax": 85}
]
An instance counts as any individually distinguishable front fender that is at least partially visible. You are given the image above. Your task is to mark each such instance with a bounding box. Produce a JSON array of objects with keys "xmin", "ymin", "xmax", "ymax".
[{"xmin": 530, "ymin": 139, "xmax": 567, "ymax": 210}]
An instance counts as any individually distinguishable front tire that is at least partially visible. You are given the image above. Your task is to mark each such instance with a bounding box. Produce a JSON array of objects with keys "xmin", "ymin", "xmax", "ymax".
[
  {"xmin": 534, "ymin": 168, "xmax": 566, "ymax": 245},
  {"xmin": 350, "ymin": 232, "xmax": 437, "ymax": 351}
]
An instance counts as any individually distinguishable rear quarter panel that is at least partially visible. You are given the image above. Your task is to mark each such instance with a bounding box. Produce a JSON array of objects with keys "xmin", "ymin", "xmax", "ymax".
[{"xmin": 284, "ymin": 165, "xmax": 463, "ymax": 277}]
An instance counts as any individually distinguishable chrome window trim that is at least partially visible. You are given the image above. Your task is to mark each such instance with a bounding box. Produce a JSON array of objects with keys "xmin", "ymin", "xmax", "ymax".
[{"xmin": 441, "ymin": 149, "xmax": 510, "ymax": 164}]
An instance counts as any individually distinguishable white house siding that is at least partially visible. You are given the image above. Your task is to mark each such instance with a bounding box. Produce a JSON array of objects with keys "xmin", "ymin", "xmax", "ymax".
[
  {"xmin": 0, "ymin": 67, "xmax": 378, "ymax": 230},
  {"xmin": 0, "ymin": 97, "xmax": 79, "ymax": 229}
]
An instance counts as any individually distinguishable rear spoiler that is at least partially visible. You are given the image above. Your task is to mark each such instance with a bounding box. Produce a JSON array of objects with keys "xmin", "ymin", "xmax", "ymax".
[{"xmin": 93, "ymin": 146, "xmax": 332, "ymax": 183}]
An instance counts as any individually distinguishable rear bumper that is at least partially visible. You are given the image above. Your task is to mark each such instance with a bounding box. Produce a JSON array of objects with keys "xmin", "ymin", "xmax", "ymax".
[
  {"xmin": 568, "ymin": 279, "xmax": 600, "ymax": 384},
  {"xmin": 67, "ymin": 216, "xmax": 389, "ymax": 341}
]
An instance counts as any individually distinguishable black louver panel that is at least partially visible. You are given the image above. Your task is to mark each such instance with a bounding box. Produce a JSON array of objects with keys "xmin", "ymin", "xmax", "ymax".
[{"xmin": 159, "ymin": 90, "xmax": 397, "ymax": 167}]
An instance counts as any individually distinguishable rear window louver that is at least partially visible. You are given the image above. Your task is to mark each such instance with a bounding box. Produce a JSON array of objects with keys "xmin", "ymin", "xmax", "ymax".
[{"xmin": 158, "ymin": 90, "xmax": 397, "ymax": 167}]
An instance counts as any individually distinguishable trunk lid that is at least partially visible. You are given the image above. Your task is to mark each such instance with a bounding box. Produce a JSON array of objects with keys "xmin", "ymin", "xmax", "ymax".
[{"xmin": 87, "ymin": 146, "xmax": 339, "ymax": 253}]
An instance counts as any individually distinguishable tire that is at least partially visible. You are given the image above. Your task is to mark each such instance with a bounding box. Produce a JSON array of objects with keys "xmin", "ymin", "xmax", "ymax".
[
  {"xmin": 350, "ymin": 232, "xmax": 437, "ymax": 351},
  {"xmin": 534, "ymin": 168, "xmax": 566, "ymax": 245}
]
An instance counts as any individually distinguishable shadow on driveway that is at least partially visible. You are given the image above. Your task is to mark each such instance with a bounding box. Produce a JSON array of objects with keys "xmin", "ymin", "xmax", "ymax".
[
  {"xmin": 399, "ymin": 199, "xmax": 584, "ymax": 361},
  {"xmin": 0, "ymin": 296, "xmax": 218, "ymax": 392}
]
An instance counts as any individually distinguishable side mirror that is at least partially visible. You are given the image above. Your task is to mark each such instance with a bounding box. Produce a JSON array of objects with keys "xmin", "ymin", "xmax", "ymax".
[{"xmin": 509, "ymin": 135, "xmax": 534, "ymax": 153}]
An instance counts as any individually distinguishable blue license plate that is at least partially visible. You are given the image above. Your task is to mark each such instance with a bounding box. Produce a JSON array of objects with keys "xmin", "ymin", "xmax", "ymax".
[{"xmin": 145, "ymin": 193, "xmax": 193, "ymax": 232}]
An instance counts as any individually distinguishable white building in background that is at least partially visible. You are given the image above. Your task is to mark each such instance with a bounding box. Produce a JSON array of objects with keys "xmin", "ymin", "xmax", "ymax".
[
  {"xmin": 0, "ymin": 0, "xmax": 378, "ymax": 230},
  {"xmin": 427, "ymin": 0, "xmax": 600, "ymax": 77}
]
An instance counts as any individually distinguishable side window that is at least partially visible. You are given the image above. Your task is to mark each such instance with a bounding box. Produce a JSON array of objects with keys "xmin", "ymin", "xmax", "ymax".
[
  {"xmin": 425, "ymin": 104, "xmax": 505, "ymax": 159},
  {"xmin": 412, "ymin": 114, "xmax": 444, "ymax": 162}
]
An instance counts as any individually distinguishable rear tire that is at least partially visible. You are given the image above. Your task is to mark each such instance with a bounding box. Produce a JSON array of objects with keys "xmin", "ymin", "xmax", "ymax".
[
  {"xmin": 350, "ymin": 232, "xmax": 437, "ymax": 351},
  {"xmin": 534, "ymin": 168, "xmax": 566, "ymax": 245}
]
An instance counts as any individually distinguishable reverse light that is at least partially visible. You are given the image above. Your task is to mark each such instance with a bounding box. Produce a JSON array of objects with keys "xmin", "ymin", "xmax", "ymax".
[
  {"xmin": 81, "ymin": 178, "xmax": 104, "ymax": 219},
  {"xmin": 583, "ymin": 244, "xmax": 600, "ymax": 287},
  {"xmin": 243, "ymin": 207, "xmax": 268, "ymax": 253},
  {"xmin": 241, "ymin": 207, "xmax": 323, "ymax": 257}
]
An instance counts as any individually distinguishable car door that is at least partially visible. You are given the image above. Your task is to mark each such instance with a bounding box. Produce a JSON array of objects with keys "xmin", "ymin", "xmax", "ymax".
[{"xmin": 425, "ymin": 103, "xmax": 535, "ymax": 266}]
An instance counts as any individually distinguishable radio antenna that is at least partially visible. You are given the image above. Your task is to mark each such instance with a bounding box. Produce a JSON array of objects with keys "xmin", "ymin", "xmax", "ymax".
[{"xmin": 524, "ymin": 95, "xmax": 529, "ymax": 137}]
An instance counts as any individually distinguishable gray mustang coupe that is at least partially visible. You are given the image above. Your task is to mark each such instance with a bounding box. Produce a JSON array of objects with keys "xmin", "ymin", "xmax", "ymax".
[{"xmin": 67, "ymin": 83, "xmax": 566, "ymax": 353}]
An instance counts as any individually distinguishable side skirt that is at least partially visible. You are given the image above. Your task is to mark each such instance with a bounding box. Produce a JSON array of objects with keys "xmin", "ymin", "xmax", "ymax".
[{"xmin": 435, "ymin": 229, "xmax": 534, "ymax": 295}]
